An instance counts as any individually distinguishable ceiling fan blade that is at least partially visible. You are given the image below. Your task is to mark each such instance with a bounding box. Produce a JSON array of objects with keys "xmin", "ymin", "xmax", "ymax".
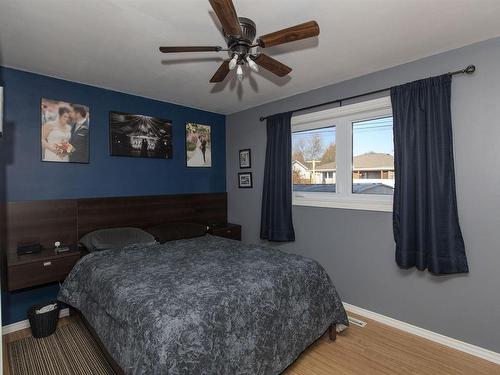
[
  {"xmin": 159, "ymin": 46, "xmax": 223, "ymax": 53},
  {"xmin": 252, "ymin": 54, "xmax": 292, "ymax": 77},
  {"xmin": 210, "ymin": 60, "xmax": 231, "ymax": 82},
  {"xmin": 257, "ymin": 21, "xmax": 320, "ymax": 48},
  {"xmin": 208, "ymin": 0, "xmax": 242, "ymax": 37}
]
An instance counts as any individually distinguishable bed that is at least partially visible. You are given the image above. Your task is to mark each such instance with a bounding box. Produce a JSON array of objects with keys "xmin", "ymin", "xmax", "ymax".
[{"xmin": 58, "ymin": 234, "xmax": 348, "ymax": 375}]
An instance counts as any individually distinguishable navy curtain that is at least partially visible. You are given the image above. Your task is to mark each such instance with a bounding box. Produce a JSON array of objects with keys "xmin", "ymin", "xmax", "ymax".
[
  {"xmin": 260, "ymin": 112, "xmax": 295, "ymax": 242},
  {"xmin": 391, "ymin": 75, "xmax": 468, "ymax": 274}
]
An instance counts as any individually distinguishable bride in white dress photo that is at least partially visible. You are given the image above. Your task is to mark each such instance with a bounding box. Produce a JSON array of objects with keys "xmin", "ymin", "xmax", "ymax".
[
  {"xmin": 41, "ymin": 106, "xmax": 73, "ymax": 162},
  {"xmin": 188, "ymin": 136, "xmax": 211, "ymax": 165},
  {"xmin": 186, "ymin": 123, "xmax": 211, "ymax": 167}
]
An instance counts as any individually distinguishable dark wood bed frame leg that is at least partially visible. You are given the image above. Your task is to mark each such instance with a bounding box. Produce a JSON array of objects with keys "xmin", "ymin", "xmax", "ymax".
[{"xmin": 328, "ymin": 324, "xmax": 337, "ymax": 341}]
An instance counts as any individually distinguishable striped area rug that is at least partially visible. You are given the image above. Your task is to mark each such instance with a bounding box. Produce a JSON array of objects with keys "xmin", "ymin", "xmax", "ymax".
[{"xmin": 8, "ymin": 320, "xmax": 116, "ymax": 375}]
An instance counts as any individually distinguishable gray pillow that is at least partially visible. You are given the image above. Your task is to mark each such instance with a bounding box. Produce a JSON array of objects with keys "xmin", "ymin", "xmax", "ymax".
[
  {"xmin": 146, "ymin": 222, "xmax": 207, "ymax": 243},
  {"xmin": 80, "ymin": 227, "xmax": 156, "ymax": 252}
]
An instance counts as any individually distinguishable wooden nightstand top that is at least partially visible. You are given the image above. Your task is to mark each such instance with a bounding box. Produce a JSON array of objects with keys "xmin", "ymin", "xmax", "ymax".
[
  {"xmin": 7, "ymin": 245, "xmax": 81, "ymax": 267},
  {"xmin": 208, "ymin": 223, "xmax": 240, "ymax": 230}
]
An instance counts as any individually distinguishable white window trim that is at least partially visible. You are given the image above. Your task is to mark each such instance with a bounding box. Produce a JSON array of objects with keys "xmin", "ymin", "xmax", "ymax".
[{"xmin": 292, "ymin": 96, "xmax": 393, "ymax": 212}]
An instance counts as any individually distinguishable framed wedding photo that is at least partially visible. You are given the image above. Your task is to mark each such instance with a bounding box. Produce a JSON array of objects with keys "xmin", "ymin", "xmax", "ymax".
[
  {"xmin": 109, "ymin": 111, "xmax": 173, "ymax": 159},
  {"xmin": 239, "ymin": 148, "xmax": 251, "ymax": 169},
  {"xmin": 41, "ymin": 98, "xmax": 90, "ymax": 163},
  {"xmin": 238, "ymin": 172, "xmax": 253, "ymax": 188},
  {"xmin": 186, "ymin": 122, "xmax": 212, "ymax": 167}
]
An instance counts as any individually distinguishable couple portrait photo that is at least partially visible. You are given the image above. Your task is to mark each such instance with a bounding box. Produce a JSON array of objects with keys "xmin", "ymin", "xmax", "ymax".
[
  {"xmin": 186, "ymin": 123, "xmax": 211, "ymax": 168},
  {"xmin": 41, "ymin": 98, "xmax": 90, "ymax": 163}
]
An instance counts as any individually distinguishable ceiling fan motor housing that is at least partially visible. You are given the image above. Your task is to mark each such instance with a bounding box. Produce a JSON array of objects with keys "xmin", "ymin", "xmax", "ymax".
[{"xmin": 225, "ymin": 17, "xmax": 256, "ymax": 60}]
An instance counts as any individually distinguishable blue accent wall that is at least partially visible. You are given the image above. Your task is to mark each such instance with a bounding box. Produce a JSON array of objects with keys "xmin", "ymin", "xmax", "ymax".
[{"xmin": 0, "ymin": 66, "xmax": 226, "ymax": 325}]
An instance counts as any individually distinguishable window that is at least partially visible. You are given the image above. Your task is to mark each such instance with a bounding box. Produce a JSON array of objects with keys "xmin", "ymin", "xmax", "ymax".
[
  {"xmin": 352, "ymin": 117, "xmax": 394, "ymax": 195},
  {"xmin": 291, "ymin": 97, "xmax": 393, "ymax": 212},
  {"xmin": 292, "ymin": 126, "xmax": 336, "ymax": 193}
]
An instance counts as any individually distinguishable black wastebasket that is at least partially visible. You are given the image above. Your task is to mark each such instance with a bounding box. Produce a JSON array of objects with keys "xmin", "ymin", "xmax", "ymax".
[{"xmin": 27, "ymin": 301, "xmax": 60, "ymax": 338}]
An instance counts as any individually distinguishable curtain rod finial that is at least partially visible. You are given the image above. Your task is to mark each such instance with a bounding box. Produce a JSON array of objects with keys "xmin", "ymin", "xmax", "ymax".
[
  {"xmin": 259, "ymin": 116, "xmax": 266, "ymax": 122},
  {"xmin": 465, "ymin": 65, "xmax": 476, "ymax": 74}
]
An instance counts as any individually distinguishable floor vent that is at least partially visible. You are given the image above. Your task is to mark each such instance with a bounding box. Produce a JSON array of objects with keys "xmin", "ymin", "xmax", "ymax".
[{"xmin": 348, "ymin": 315, "xmax": 367, "ymax": 327}]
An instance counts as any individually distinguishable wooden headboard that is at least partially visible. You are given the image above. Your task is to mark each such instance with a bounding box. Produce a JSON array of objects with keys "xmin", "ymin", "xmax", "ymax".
[
  {"xmin": 77, "ymin": 193, "xmax": 227, "ymax": 236},
  {"xmin": 4, "ymin": 192, "xmax": 227, "ymax": 259}
]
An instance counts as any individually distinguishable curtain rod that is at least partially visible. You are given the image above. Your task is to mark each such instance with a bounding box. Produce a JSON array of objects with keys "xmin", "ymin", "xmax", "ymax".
[{"xmin": 259, "ymin": 64, "xmax": 476, "ymax": 122}]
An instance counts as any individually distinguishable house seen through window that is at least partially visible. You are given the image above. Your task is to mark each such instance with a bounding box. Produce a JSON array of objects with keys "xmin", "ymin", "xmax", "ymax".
[
  {"xmin": 292, "ymin": 126, "xmax": 336, "ymax": 193},
  {"xmin": 292, "ymin": 117, "xmax": 394, "ymax": 195},
  {"xmin": 352, "ymin": 117, "xmax": 394, "ymax": 195}
]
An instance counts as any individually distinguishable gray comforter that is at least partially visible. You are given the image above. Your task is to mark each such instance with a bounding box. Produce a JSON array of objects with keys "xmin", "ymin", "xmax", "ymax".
[{"xmin": 58, "ymin": 235, "xmax": 348, "ymax": 375}]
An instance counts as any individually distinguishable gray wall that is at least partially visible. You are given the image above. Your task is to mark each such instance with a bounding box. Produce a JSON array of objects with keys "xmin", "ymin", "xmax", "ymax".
[{"xmin": 226, "ymin": 37, "xmax": 500, "ymax": 353}]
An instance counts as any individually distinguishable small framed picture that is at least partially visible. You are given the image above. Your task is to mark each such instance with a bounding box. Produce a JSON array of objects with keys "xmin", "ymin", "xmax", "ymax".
[
  {"xmin": 238, "ymin": 172, "xmax": 253, "ymax": 188},
  {"xmin": 239, "ymin": 149, "xmax": 251, "ymax": 169}
]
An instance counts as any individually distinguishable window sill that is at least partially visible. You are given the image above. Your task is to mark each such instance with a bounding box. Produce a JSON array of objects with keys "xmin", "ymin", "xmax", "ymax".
[{"xmin": 293, "ymin": 196, "xmax": 393, "ymax": 212}]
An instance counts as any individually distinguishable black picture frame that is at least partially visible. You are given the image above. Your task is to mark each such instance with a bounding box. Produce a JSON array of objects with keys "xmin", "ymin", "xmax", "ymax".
[
  {"xmin": 239, "ymin": 148, "xmax": 251, "ymax": 169},
  {"xmin": 109, "ymin": 111, "xmax": 173, "ymax": 159},
  {"xmin": 238, "ymin": 172, "xmax": 253, "ymax": 188}
]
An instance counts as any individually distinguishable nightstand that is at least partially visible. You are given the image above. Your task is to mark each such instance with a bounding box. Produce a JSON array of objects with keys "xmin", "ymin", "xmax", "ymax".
[
  {"xmin": 208, "ymin": 223, "xmax": 242, "ymax": 241},
  {"xmin": 7, "ymin": 245, "xmax": 82, "ymax": 291}
]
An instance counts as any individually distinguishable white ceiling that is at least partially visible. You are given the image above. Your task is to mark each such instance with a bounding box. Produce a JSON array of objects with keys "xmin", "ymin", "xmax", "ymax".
[{"xmin": 1, "ymin": 0, "xmax": 500, "ymax": 114}]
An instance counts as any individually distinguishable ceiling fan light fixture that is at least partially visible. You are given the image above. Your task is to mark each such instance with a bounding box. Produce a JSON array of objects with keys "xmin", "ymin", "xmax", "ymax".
[
  {"xmin": 236, "ymin": 65, "xmax": 244, "ymax": 80},
  {"xmin": 228, "ymin": 54, "xmax": 239, "ymax": 70},
  {"xmin": 159, "ymin": 0, "xmax": 320, "ymax": 83},
  {"xmin": 246, "ymin": 56, "xmax": 259, "ymax": 72}
]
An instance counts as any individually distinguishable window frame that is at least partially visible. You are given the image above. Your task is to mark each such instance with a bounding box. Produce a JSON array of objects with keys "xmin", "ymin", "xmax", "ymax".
[{"xmin": 291, "ymin": 97, "xmax": 393, "ymax": 212}]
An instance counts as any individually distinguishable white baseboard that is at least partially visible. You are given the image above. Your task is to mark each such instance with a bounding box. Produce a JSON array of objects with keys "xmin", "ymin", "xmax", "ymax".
[
  {"xmin": 343, "ymin": 302, "xmax": 500, "ymax": 365},
  {"xmin": 2, "ymin": 308, "xmax": 70, "ymax": 336}
]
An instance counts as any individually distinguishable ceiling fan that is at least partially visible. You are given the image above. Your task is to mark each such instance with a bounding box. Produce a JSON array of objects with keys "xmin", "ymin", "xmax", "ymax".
[{"xmin": 159, "ymin": 0, "xmax": 320, "ymax": 83}]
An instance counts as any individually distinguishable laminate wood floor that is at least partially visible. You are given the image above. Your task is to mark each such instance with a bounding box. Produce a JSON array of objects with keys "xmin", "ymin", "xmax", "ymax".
[
  {"xmin": 283, "ymin": 313, "xmax": 500, "ymax": 375},
  {"xmin": 3, "ymin": 313, "xmax": 499, "ymax": 374}
]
